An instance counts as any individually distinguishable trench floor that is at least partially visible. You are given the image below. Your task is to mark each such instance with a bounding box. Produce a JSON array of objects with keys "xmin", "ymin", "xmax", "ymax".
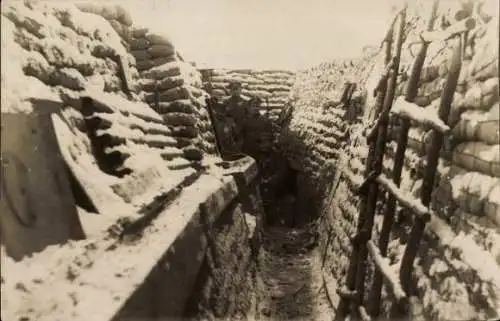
[{"xmin": 252, "ymin": 224, "xmax": 335, "ymax": 321}]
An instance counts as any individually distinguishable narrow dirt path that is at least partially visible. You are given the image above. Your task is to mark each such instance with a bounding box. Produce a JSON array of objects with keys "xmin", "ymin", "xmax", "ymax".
[{"xmin": 254, "ymin": 225, "xmax": 335, "ymax": 321}]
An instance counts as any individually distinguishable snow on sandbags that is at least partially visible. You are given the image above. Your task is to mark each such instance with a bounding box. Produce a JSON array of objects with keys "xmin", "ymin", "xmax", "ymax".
[
  {"xmin": 452, "ymin": 142, "xmax": 500, "ymax": 177},
  {"xmin": 462, "ymin": 19, "xmax": 499, "ymax": 82},
  {"xmin": 2, "ymin": 1, "xmax": 139, "ymax": 99},
  {"xmin": 129, "ymin": 30, "xmax": 176, "ymax": 70},
  {"xmin": 74, "ymin": 3, "xmax": 133, "ymax": 27},
  {"xmin": 452, "ymin": 103, "xmax": 500, "ymax": 145},
  {"xmin": 459, "ymin": 77, "xmax": 499, "ymax": 111},
  {"xmin": 439, "ymin": 165, "xmax": 499, "ymax": 217},
  {"xmin": 141, "ymin": 60, "xmax": 198, "ymax": 81},
  {"xmin": 138, "ymin": 60, "xmax": 214, "ymax": 157},
  {"xmin": 132, "ymin": 44, "xmax": 176, "ymax": 61}
]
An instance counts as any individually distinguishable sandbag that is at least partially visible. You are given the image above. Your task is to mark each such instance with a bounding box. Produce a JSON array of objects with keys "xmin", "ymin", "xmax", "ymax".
[
  {"xmin": 170, "ymin": 125, "xmax": 199, "ymax": 139},
  {"xmin": 129, "ymin": 38, "xmax": 150, "ymax": 51},
  {"xmin": 131, "ymin": 28, "xmax": 148, "ymax": 39},
  {"xmin": 163, "ymin": 113, "xmax": 198, "ymax": 126},
  {"xmin": 148, "ymin": 44, "xmax": 176, "ymax": 59},
  {"xmin": 75, "ymin": 3, "xmax": 133, "ymax": 26},
  {"xmin": 141, "ymin": 62, "xmax": 183, "ymax": 80},
  {"xmin": 484, "ymin": 182, "xmax": 500, "ymax": 225},
  {"xmin": 468, "ymin": 21, "xmax": 498, "ymax": 81},
  {"xmin": 52, "ymin": 67, "xmax": 86, "ymax": 90},
  {"xmin": 453, "ymin": 142, "xmax": 500, "ymax": 177},
  {"xmin": 452, "ymin": 104, "xmax": 500, "ymax": 145},
  {"xmin": 140, "ymin": 76, "xmax": 185, "ymax": 93},
  {"xmin": 156, "ymin": 86, "xmax": 191, "ymax": 103},
  {"xmin": 462, "ymin": 77, "xmax": 499, "ymax": 110},
  {"xmin": 176, "ymin": 137, "xmax": 193, "ymax": 148},
  {"xmin": 157, "ymin": 100, "xmax": 198, "ymax": 115},
  {"xmin": 136, "ymin": 56, "xmax": 176, "ymax": 72},
  {"xmin": 443, "ymin": 165, "xmax": 498, "ymax": 215},
  {"xmin": 145, "ymin": 33, "xmax": 173, "ymax": 46},
  {"xmin": 131, "ymin": 49, "xmax": 150, "ymax": 62},
  {"xmin": 183, "ymin": 145, "xmax": 204, "ymax": 161}
]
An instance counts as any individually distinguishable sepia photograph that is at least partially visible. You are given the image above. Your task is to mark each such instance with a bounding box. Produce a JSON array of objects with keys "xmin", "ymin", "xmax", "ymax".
[{"xmin": 0, "ymin": 0, "xmax": 499, "ymax": 320}]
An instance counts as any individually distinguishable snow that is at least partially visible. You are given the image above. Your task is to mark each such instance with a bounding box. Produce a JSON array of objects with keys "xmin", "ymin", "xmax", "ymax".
[
  {"xmin": 377, "ymin": 174, "xmax": 431, "ymax": 219},
  {"xmin": 392, "ymin": 96, "xmax": 450, "ymax": 133},
  {"xmin": 366, "ymin": 240, "xmax": 406, "ymax": 302},
  {"xmin": 427, "ymin": 214, "xmax": 500, "ymax": 288}
]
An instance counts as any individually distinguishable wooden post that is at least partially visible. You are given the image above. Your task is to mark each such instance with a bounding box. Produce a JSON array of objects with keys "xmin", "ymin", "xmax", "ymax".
[
  {"xmin": 1, "ymin": 107, "xmax": 85, "ymax": 261},
  {"xmin": 368, "ymin": 0, "xmax": 440, "ymax": 317},
  {"xmin": 354, "ymin": 8, "xmax": 406, "ymax": 315}
]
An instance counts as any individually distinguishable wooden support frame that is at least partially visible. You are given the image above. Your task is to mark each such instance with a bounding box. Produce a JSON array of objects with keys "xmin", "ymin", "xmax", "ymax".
[
  {"xmin": 368, "ymin": 1, "xmax": 440, "ymax": 316},
  {"xmin": 399, "ymin": 35, "xmax": 463, "ymax": 294},
  {"xmin": 419, "ymin": 17, "xmax": 476, "ymax": 43}
]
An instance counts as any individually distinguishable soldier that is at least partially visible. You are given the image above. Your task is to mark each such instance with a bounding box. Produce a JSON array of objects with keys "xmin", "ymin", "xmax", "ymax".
[
  {"xmin": 242, "ymin": 97, "xmax": 264, "ymax": 157},
  {"xmin": 224, "ymin": 81, "xmax": 248, "ymax": 131},
  {"xmin": 220, "ymin": 81, "xmax": 248, "ymax": 156}
]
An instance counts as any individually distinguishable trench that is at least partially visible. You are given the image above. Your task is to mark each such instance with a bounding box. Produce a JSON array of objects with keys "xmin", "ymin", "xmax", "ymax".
[{"xmin": 182, "ymin": 112, "xmax": 336, "ymax": 321}]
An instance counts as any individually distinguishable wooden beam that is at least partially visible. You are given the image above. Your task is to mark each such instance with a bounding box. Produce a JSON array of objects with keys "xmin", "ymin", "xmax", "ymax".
[
  {"xmin": 376, "ymin": 175, "xmax": 432, "ymax": 222},
  {"xmin": 419, "ymin": 18, "xmax": 476, "ymax": 43},
  {"xmin": 391, "ymin": 97, "xmax": 450, "ymax": 134},
  {"xmin": 367, "ymin": 241, "xmax": 407, "ymax": 303}
]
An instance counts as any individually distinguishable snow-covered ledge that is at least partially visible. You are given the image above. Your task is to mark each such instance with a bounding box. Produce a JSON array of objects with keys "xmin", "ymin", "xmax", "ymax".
[{"xmin": 1, "ymin": 157, "xmax": 259, "ymax": 321}]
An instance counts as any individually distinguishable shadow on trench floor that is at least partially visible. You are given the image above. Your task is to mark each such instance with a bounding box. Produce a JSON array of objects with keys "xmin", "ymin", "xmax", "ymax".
[{"xmin": 252, "ymin": 224, "xmax": 335, "ymax": 321}]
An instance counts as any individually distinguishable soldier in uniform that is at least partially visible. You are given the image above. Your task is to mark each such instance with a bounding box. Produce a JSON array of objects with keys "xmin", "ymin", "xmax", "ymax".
[
  {"xmin": 242, "ymin": 97, "xmax": 264, "ymax": 158},
  {"xmin": 217, "ymin": 81, "xmax": 248, "ymax": 158}
]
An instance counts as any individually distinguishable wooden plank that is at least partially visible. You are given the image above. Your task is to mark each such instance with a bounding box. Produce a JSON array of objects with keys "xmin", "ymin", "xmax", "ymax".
[
  {"xmin": 419, "ymin": 17, "xmax": 476, "ymax": 43},
  {"xmin": 391, "ymin": 96, "xmax": 451, "ymax": 134},
  {"xmin": 399, "ymin": 35, "xmax": 463, "ymax": 294},
  {"xmin": 376, "ymin": 175, "xmax": 432, "ymax": 222},
  {"xmin": 116, "ymin": 54, "xmax": 133, "ymax": 98},
  {"xmin": 367, "ymin": 241, "xmax": 407, "ymax": 303},
  {"xmin": 368, "ymin": 1, "xmax": 440, "ymax": 316},
  {"xmin": 0, "ymin": 111, "xmax": 85, "ymax": 260}
]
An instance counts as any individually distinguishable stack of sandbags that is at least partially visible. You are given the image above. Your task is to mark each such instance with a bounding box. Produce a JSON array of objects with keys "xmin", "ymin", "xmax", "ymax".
[
  {"xmin": 205, "ymin": 69, "xmax": 296, "ymax": 120},
  {"xmin": 129, "ymin": 29, "xmax": 178, "ymax": 72},
  {"xmin": 452, "ymin": 142, "xmax": 500, "ymax": 177},
  {"xmin": 72, "ymin": 2, "xmax": 140, "ymax": 94},
  {"xmin": 452, "ymin": 103, "xmax": 499, "ymax": 145},
  {"xmin": 435, "ymin": 165, "xmax": 500, "ymax": 225},
  {"xmin": 132, "ymin": 35, "xmax": 218, "ymax": 160},
  {"xmin": 1, "ymin": 1, "xmax": 140, "ymax": 113}
]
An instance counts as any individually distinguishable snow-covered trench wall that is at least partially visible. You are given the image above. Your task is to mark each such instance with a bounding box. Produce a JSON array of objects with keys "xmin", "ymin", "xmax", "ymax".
[
  {"xmin": 1, "ymin": 1, "xmax": 261, "ymax": 320},
  {"xmin": 280, "ymin": 1, "xmax": 499, "ymax": 320}
]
